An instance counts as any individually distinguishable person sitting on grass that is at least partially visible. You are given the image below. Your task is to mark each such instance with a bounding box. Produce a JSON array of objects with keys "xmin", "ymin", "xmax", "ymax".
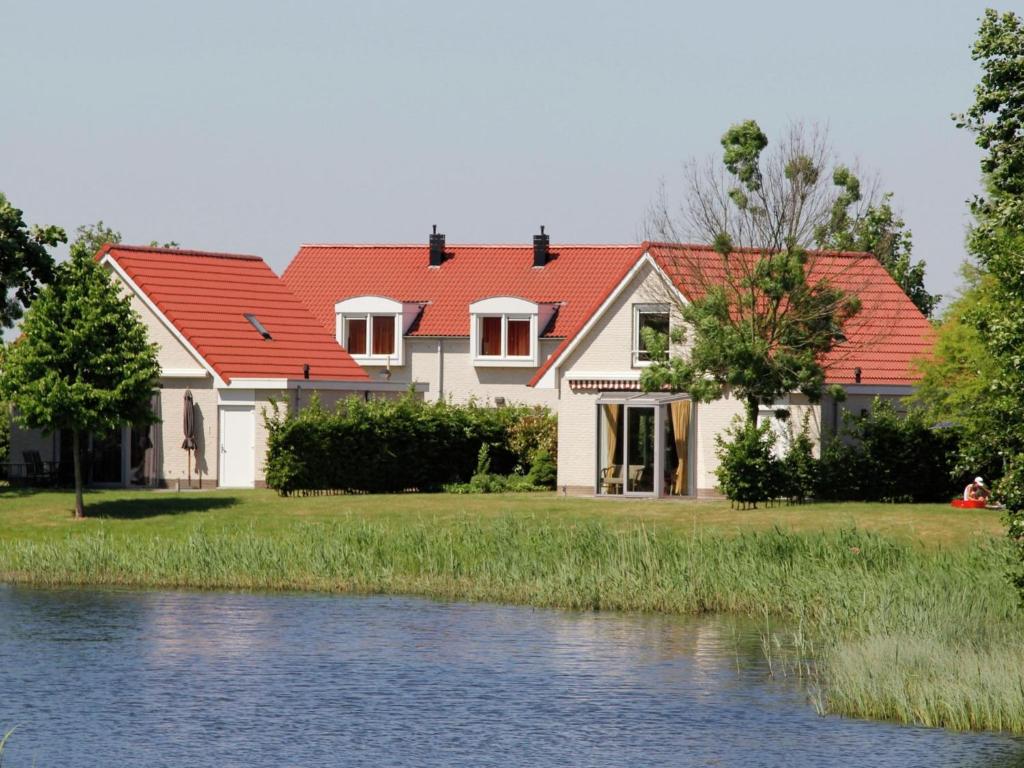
[{"xmin": 963, "ymin": 476, "xmax": 990, "ymax": 502}]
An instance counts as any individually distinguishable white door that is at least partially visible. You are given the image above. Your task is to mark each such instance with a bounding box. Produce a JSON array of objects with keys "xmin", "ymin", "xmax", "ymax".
[{"xmin": 220, "ymin": 405, "xmax": 255, "ymax": 488}]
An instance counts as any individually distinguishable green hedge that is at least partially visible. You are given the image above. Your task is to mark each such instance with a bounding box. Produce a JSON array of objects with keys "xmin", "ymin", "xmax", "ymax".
[
  {"xmin": 264, "ymin": 395, "xmax": 556, "ymax": 495},
  {"xmin": 818, "ymin": 400, "xmax": 961, "ymax": 503}
]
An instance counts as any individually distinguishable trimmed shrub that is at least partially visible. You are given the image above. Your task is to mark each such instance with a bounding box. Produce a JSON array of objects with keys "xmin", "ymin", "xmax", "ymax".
[
  {"xmin": 505, "ymin": 407, "xmax": 557, "ymax": 470},
  {"xmin": 715, "ymin": 419, "xmax": 780, "ymax": 508},
  {"xmin": 264, "ymin": 394, "xmax": 557, "ymax": 495},
  {"xmin": 779, "ymin": 415, "xmax": 818, "ymax": 503},
  {"xmin": 526, "ymin": 449, "xmax": 557, "ymax": 489}
]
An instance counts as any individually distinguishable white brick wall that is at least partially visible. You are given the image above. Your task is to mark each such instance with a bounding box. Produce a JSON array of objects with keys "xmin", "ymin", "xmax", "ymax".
[
  {"xmin": 560, "ymin": 262, "xmax": 685, "ymax": 373},
  {"xmin": 115, "ymin": 271, "xmax": 206, "ymax": 371},
  {"xmin": 556, "ymin": 261, "xmax": 685, "ymax": 492},
  {"xmin": 555, "ymin": 386, "xmax": 599, "ymax": 490},
  {"xmin": 157, "ymin": 379, "xmax": 219, "ymax": 485},
  {"xmin": 360, "ymin": 336, "xmax": 562, "ymax": 408}
]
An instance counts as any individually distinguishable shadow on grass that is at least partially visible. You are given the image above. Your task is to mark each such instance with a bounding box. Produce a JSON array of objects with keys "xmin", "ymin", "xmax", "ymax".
[
  {"xmin": 86, "ymin": 495, "xmax": 238, "ymax": 520},
  {"xmin": 0, "ymin": 484, "xmax": 48, "ymax": 498}
]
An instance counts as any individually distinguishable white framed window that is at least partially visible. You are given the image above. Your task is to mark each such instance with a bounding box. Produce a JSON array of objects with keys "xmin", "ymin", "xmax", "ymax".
[
  {"xmin": 469, "ymin": 297, "xmax": 544, "ymax": 367},
  {"xmin": 339, "ymin": 313, "xmax": 399, "ymax": 359},
  {"xmin": 632, "ymin": 303, "xmax": 670, "ymax": 367},
  {"xmin": 335, "ymin": 296, "xmax": 406, "ymax": 365},
  {"xmin": 477, "ymin": 315, "xmax": 534, "ymax": 358}
]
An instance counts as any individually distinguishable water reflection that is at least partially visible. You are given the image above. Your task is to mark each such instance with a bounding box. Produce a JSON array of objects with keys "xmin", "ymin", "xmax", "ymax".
[{"xmin": 0, "ymin": 585, "xmax": 1021, "ymax": 768}]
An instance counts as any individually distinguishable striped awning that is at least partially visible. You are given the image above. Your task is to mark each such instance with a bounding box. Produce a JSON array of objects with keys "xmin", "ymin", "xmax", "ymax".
[{"xmin": 568, "ymin": 378, "xmax": 643, "ymax": 391}]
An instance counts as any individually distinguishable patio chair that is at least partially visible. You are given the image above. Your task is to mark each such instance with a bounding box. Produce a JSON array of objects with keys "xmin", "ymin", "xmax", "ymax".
[
  {"xmin": 600, "ymin": 464, "xmax": 624, "ymax": 494},
  {"xmin": 627, "ymin": 464, "xmax": 652, "ymax": 492},
  {"xmin": 22, "ymin": 450, "xmax": 56, "ymax": 486}
]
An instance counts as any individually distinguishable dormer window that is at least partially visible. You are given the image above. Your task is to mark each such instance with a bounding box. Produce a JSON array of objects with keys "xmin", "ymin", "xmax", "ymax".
[
  {"xmin": 470, "ymin": 297, "xmax": 556, "ymax": 367},
  {"xmin": 477, "ymin": 315, "xmax": 533, "ymax": 359},
  {"xmin": 342, "ymin": 314, "xmax": 395, "ymax": 357},
  {"xmin": 335, "ymin": 296, "xmax": 417, "ymax": 365}
]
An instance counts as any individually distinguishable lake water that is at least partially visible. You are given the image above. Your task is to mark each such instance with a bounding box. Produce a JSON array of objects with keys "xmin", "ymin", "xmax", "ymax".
[{"xmin": 0, "ymin": 586, "xmax": 1022, "ymax": 767}]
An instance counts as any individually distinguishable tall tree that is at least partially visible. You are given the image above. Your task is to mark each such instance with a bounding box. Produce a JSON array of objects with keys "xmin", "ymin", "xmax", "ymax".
[
  {"xmin": 910, "ymin": 264, "xmax": 1004, "ymax": 476},
  {"xmin": 820, "ymin": 192, "xmax": 940, "ymax": 317},
  {"xmin": 73, "ymin": 221, "xmax": 122, "ymax": 256},
  {"xmin": 0, "ymin": 342, "xmax": 8, "ymax": 465},
  {"xmin": 953, "ymin": 8, "xmax": 1024, "ymax": 590},
  {"xmin": 0, "ymin": 238, "xmax": 160, "ymax": 517},
  {"xmin": 0, "ymin": 192, "xmax": 66, "ymax": 329},
  {"xmin": 643, "ymin": 121, "xmax": 861, "ymax": 426}
]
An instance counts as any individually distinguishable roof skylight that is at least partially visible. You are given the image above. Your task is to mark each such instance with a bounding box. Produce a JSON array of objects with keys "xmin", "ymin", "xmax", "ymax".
[{"xmin": 244, "ymin": 313, "xmax": 272, "ymax": 340}]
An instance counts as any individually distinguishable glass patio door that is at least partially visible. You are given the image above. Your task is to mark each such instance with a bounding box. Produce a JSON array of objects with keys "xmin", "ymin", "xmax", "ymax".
[
  {"xmin": 598, "ymin": 394, "xmax": 692, "ymax": 497},
  {"xmin": 625, "ymin": 406, "xmax": 655, "ymax": 494}
]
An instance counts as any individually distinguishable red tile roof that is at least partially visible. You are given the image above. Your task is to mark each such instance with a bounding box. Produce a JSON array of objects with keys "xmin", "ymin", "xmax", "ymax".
[
  {"xmin": 648, "ymin": 243, "xmax": 935, "ymax": 386},
  {"xmin": 99, "ymin": 245, "xmax": 370, "ymax": 384},
  {"xmin": 284, "ymin": 243, "xmax": 646, "ymax": 339},
  {"xmin": 282, "ymin": 241, "xmax": 933, "ymax": 389}
]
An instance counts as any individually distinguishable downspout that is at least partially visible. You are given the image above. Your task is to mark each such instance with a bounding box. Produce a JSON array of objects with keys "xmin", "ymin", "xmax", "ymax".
[{"xmin": 437, "ymin": 339, "xmax": 444, "ymax": 402}]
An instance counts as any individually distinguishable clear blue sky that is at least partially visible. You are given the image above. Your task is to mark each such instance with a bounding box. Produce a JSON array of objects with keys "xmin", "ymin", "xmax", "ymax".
[{"xmin": 0, "ymin": 0, "xmax": 997, "ymax": 311}]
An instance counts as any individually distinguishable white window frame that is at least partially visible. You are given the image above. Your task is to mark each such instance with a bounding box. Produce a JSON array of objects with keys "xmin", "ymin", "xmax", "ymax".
[
  {"xmin": 632, "ymin": 303, "xmax": 671, "ymax": 368},
  {"xmin": 469, "ymin": 297, "xmax": 540, "ymax": 367},
  {"xmin": 334, "ymin": 296, "xmax": 404, "ymax": 366}
]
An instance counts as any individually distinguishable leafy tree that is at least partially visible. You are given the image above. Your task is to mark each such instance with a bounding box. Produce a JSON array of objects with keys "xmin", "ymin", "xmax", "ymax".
[
  {"xmin": 0, "ymin": 192, "xmax": 66, "ymax": 329},
  {"xmin": 953, "ymin": 8, "xmax": 1024, "ymax": 594},
  {"xmin": 821, "ymin": 192, "xmax": 939, "ymax": 317},
  {"xmin": 644, "ymin": 121, "xmax": 861, "ymax": 426},
  {"xmin": 73, "ymin": 221, "xmax": 122, "ymax": 256},
  {"xmin": 0, "ymin": 239, "xmax": 160, "ymax": 517},
  {"xmin": 72, "ymin": 222, "xmax": 180, "ymax": 255},
  {"xmin": 910, "ymin": 264, "xmax": 1006, "ymax": 478},
  {"xmin": 0, "ymin": 342, "xmax": 8, "ymax": 465}
]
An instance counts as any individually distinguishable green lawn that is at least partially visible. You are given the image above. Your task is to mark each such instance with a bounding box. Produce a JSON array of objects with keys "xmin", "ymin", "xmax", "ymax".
[{"xmin": 0, "ymin": 487, "xmax": 1004, "ymax": 548}]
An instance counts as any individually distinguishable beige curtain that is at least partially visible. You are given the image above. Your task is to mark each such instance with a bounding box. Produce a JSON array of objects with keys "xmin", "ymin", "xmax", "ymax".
[
  {"xmin": 670, "ymin": 400, "xmax": 690, "ymax": 495},
  {"xmin": 604, "ymin": 404, "xmax": 621, "ymax": 469}
]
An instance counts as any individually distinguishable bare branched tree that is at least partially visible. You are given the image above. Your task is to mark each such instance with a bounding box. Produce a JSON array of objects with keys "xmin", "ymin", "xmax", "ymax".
[{"xmin": 640, "ymin": 120, "xmax": 881, "ymax": 426}]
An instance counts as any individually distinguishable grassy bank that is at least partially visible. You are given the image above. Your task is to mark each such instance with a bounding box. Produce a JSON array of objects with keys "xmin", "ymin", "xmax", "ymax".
[{"xmin": 0, "ymin": 488, "xmax": 1020, "ymax": 733}]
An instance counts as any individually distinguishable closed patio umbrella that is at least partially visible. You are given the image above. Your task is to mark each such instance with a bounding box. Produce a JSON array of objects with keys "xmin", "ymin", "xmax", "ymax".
[{"xmin": 182, "ymin": 390, "xmax": 196, "ymax": 488}]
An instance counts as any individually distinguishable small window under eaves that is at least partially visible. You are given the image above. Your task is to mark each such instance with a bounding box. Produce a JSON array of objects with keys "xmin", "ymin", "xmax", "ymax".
[{"xmin": 244, "ymin": 313, "xmax": 272, "ymax": 340}]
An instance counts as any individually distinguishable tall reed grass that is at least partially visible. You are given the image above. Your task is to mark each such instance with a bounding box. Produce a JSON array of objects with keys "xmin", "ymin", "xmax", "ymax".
[{"xmin": 0, "ymin": 517, "xmax": 1020, "ymax": 733}]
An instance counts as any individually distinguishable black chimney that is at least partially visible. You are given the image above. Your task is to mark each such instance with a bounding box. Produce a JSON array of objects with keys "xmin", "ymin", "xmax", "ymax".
[
  {"xmin": 533, "ymin": 225, "xmax": 550, "ymax": 267},
  {"xmin": 854, "ymin": 367, "xmax": 862, "ymax": 384},
  {"xmin": 429, "ymin": 225, "xmax": 446, "ymax": 266}
]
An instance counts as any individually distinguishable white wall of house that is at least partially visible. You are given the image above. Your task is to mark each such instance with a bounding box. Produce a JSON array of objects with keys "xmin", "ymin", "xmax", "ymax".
[
  {"xmin": 558, "ymin": 261, "xmax": 686, "ymax": 374},
  {"xmin": 555, "ymin": 261, "xmax": 688, "ymax": 494},
  {"xmin": 352, "ymin": 335, "xmax": 562, "ymax": 407},
  {"xmin": 160, "ymin": 378, "xmax": 219, "ymax": 486},
  {"xmin": 121, "ymin": 285, "xmax": 206, "ymax": 373},
  {"xmin": 553, "ymin": 385, "xmax": 600, "ymax": 491},
  {"xmin": 693, "ymin": 395, "xmax": 745, "ymax": 496},
  {"xmin": 550, "ymin": 259, "xmax": 854, "ymax": 497}
]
